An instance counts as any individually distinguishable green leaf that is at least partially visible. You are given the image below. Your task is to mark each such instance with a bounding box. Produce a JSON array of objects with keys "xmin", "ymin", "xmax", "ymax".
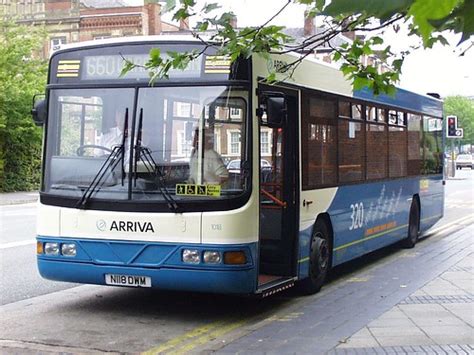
[
  {"xmin": 150, "ymin": 48, "xmax": 161, "ymax": 60},
  {"xmin": 181, "ymin": 0, "xmax": 195, "ymax": 7},
  {"xmin": 164, "ymin": 0, "xmax": 176, "ymax": 12},
  {"xmin": 353, "ymin": 76, "xmax": 370, "ymax": 90},
  {"xmin": 172, "ymin": 8, "xmax": 190, "ymax": 21},
  {"xmin": 196, "ymin": 21, "xmax": 209, "ymax": 31},
  {"xmin": 323, "ymin": 0, "xmax": 412, "ymax": 19},
  {"xmin": 371, "ymin": 36, "xmax": 384, "ymax": 45},
  {"xmin": 392, "ymin": 59, "xmax": 404, "ymax": 71},
  {"xmin": 408, "ymin": 0, "xmax": 459, "ymax": 45},
  {"xmin": 203, "ymin": 3, "xmax": 220, "ymax": 13},
  {"xmin": 119, "ymin": 60, "xmax": 135, "ymax": 77}
]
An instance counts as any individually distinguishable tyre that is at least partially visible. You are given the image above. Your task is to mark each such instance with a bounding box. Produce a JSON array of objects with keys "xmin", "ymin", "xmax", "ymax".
[
  {"xmin": 402, "ymin": 198, "xmax": 420, "ymax": 248},
  {"xmin": 299, "ymin": 219, "xmax": 331, "ymax": 294}
]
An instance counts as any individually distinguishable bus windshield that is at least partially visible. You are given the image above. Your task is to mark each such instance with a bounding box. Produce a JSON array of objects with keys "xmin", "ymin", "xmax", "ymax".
[{"xmin": 44, "ymin": 86, "xmax": 249, "ymax": 205}]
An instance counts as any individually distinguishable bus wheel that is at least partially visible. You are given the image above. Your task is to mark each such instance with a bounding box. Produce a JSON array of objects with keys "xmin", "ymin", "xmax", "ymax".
[
  {"xmin": 402, "ymin": 198, "xmax": 420, "ymax": 249},
  {"xmin": 299, "ymin": 220, "xmax": 331, "ymax": 295}
]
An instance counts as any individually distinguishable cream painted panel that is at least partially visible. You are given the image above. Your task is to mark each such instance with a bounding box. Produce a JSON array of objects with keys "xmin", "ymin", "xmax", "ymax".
[
  {"xmin": 201, "ymin": 197, "xmax": 258, "ymax": 244},
  {"xmin": 37, "ymin": 203, "xmax": 61, "ymax": 237},
  {"xmin": 253, "ymin": 53, "xmax": 353, "ymax": 97},
  {"xmin": 300, "ymin": 187, "xmax": 338, "ymax": 231},
  {"xmin": 60, "ymin": 207, "xmax": 201, "ymax": 243}
]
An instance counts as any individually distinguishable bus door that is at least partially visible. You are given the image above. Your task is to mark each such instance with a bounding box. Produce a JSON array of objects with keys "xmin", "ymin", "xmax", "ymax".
[{"xmin": 257, "ymin": 86, "xmax": 299, "ymax": 285}]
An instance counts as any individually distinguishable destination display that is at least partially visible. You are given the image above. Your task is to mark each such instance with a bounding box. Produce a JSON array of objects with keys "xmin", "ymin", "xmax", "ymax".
[{"xmin": 83, "ymin": 54, "xmax": 203, "ymax": 80}]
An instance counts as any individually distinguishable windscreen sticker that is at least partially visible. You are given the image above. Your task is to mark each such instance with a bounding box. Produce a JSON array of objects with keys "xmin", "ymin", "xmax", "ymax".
[
  {"xmin": 176, "ymin": 184, "xmax": 221, "ymax": 197},
  {"xmin": 204, "ymin": 56, "xmax": 231, "ymax": 74},
  {"xmin": 57, "ymin": 60, "xmax": 81, "ymax": 77}
]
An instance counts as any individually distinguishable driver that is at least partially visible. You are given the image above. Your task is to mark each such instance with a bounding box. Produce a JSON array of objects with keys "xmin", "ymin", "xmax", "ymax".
[
  {"xmin": 188, "ymin": 129, "xmax": 228, "ymax": 184},
  {"xmin": 99, "ymin": 110, "xmax": 125, "ymax": 151}
]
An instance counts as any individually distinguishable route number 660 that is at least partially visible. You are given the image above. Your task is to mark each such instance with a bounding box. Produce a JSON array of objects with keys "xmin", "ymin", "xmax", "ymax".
[{"xmin": 349, "ymin": 202, "xmax": 364, "ymax": 230}]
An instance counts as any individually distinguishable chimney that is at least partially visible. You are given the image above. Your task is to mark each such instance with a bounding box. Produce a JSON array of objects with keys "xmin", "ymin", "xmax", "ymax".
[
  {"xmin": 179, "ymin": 18, "xmax": 190, "ymax": 31},
  {"xmin": 304, "ymin": 10, "xmax": 315, "ymax": 37},
  {"xmin": 146, "ymin": 2, "xmax": 162, "ymax": 35},
  {"xmin": 341, "ymin": 18, "xmax": 356, "ymax": 41},
  {"xmin": 230, "ymin": 14, "xmax": 237, "ymax": 29}
]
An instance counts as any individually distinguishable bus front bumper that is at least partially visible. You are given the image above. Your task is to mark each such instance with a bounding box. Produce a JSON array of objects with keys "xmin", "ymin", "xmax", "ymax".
[{"xmin": 37, "ymin": 237, "xmax": 258, "ymax": 294}]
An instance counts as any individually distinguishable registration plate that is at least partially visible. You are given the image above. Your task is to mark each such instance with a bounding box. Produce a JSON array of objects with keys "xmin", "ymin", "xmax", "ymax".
[{"xmin": 105, "ymin": 274, "xmax": 151, "ymax": 288}]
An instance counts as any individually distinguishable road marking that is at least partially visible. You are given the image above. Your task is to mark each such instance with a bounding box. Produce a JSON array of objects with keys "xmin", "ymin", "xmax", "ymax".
[
  {"xmin": 142, "ymin": 320, "xmax": 230, "ymax": 355},
  {"xmin": 171, "ymin": 319, "xmax": 247, "ymax": 354},
  {"xmin": 425, "ymin": 214, "xmax": 474, "ymax": 237},
  {"xmin": 0, "ymin": 239, "xmax": 36, "ymax": 250}
]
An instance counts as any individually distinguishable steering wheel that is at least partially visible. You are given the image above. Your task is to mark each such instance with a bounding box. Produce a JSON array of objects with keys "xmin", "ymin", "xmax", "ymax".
[{"xmin": 76, "ymin": 144, "xmax": 113, "ymax": 156}]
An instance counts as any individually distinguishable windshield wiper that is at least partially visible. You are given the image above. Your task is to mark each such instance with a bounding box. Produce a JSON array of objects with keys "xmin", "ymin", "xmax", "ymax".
[
  {"xmin": 134, "ymin": 108, "xmax": 180, "ymax": 213},
  {"xmin": 76, "ymin": 108, "xmax": 129, "ymax": 209}
]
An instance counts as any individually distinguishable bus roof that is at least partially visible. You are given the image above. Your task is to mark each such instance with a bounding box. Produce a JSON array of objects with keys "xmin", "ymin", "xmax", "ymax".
[
  {"xmin": 53, "ymin": 35, "xmax": 443, "ymax": 117},
  {"xmin": 52, "ymin": 35, "xmax": 203, "ymax": 54}
]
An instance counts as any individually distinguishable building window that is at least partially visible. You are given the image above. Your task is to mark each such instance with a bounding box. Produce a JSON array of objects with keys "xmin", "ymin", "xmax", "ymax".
[
  {"xmin": 228, "ymin": 131, "xmax": 241, "ymax": 156},
  {"xmin": 176, "ymin": 130, "xmax": 192, "ymax": 158},
  {"xmin": 366, "ymin": 106, "xmax": 376, "ymax": 121},
  {"xmin": 93, "ymin": 35, "xmax": 111, "ymax": 40},
  {"xmin": 174, "ymin": 102, "xmax": 192, "ymax": 118},
  {"xmin": 260, "ymin": 130, "xmax": 272, "ymax": 155},
  {"xmin": 50, "ymin": 36, "xmax": 66, "ymax": 51},
  {"xmin": 230, "ymin": 107, "xmax": 243, "ymax": 120}
]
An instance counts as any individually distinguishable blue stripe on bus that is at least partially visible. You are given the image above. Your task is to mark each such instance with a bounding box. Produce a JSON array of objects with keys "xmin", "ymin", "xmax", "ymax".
[
  {"xmin": 297, "ymin": 176, "xmax": 443, "ymax": 280},
  {"xmin": 37, "ymin": 239, "xmax": 258, "ymax": 294},
  {"xmin": 353, "ymin": 87, "xmax": 443, "ymax": 118}
]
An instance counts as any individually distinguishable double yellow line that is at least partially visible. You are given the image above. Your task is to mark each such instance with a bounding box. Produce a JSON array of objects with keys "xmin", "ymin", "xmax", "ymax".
[{"xmin": 143, "ymin": 318, "xmax": 247, "ymax": 354}]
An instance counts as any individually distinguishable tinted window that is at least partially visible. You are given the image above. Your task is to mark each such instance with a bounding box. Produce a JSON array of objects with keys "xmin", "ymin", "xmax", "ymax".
[
  {"xmin": 407, "ymin": 114, "xmax": 422, "ymax": 175},
  {"xmin": 338, "ymin": 119, "xmax": 365, "ymax": 182},
  {"xmin": 302, "ymin": 94, "xmax": 337, "ymax": 188},
  {"xmin": 389, "ymin": 126, "xmax": 407, "ymax": 177},
  {"xmin": 366, "ymin": 123, "xmax": 387, "ymax": 179}
]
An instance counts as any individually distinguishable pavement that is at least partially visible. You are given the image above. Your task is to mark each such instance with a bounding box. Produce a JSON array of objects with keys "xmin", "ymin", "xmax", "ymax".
[
  {"xmin": 331, "ymin": 248, "xmax": 474, "ymax": 354},
  {"xmin": 0, "ymin": 191, "xmax": 39, "ymax": 205}
]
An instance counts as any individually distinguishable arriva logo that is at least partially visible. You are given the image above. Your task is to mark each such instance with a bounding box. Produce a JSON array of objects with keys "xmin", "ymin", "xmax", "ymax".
[
  {"xmin": 96, "ymin": 219, "xmax": 155, "ymax": 233},
  {"xmin": 96, "ymin": 219, "xmax": 107, "ymax": 231}
]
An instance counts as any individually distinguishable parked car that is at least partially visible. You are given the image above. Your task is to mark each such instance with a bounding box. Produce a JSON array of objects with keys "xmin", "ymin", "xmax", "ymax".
[
  {"xmin": 455, "ymin": 154, "xmax": 473, "ymax": 169},
  {"xmin": 226, "ymin": 159, "xmax": 271, "ymax": 173}
]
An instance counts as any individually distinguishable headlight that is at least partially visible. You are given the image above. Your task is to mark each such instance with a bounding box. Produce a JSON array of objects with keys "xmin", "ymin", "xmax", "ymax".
[
  {"xmin": 182, "ymin": 249, "xmax": 200, "ymax": 264},
  {"xmin": 61, "ymin": 243, "xmax": 77, "ymax": 257},
  {"xmin": 44, "ymin": 242, "xmax": 60, "ymax": 256},
  {"xmin": 203, "ymin": 251, "xmax": 221, "ymax": 264}
]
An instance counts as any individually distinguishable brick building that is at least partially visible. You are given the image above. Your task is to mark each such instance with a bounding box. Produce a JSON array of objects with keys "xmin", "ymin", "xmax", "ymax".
[{"xmin": 1, "ymin": 0, "xmax": 182, "ymax": 57}]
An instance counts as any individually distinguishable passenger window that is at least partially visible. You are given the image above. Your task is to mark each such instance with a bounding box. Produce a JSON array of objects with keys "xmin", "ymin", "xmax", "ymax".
[
  {"xmin": 338, "ymin": 119, "xmax": 365, "ymax": 182},
  {"xmin": 302, "ymin": 93, "xmax": 337, "ymax": 189},
  {"xmin": 389, "ymin": 126, "xmax": 407, "ymax": 177},
  {"xmin": 407, "ymin": 114, "xmax": 422, "ymax": 175},
  {"xmin": 366, "ymin": 123, "xmax": 387, "ymax": 180}
]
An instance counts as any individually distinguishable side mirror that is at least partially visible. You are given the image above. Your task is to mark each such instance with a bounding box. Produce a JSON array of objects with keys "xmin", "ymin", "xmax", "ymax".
[
  {"xmin": 257, "ymin": 93, "xmax": 286, "ymax": 128},
  {"xmin": 31, "ymin": 95, "xmax": 47, "ymax": 126}
]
